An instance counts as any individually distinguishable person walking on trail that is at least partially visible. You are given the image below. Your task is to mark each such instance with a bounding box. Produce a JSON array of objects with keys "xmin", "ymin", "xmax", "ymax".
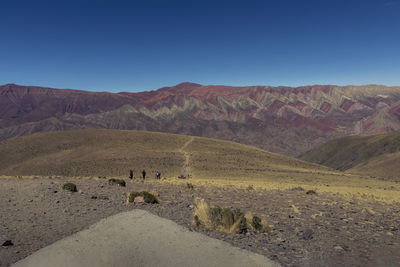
[
  {"xmin": 129, "ymin": 169, "xmax": 133, "ymax": 179},
  {"xmin": 142, "ymin": 170, "xmax": 146, "ymax": 180},
  {"xmin": 156, "ymin": 171, "xmax": 161, "ymax": 179}
]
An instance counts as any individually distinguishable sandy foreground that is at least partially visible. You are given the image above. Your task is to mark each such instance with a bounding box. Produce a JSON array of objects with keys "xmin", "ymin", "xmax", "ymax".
[
  {"xmin": 12, "ymin": 209, "xmax": 279, "ymax": 267},
  {"xmin": 0, "ymin": 177, "xmax": 399, "ymax": 267}
]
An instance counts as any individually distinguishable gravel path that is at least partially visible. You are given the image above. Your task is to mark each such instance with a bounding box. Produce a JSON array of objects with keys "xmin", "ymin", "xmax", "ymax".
[{"xmin": 12, "ymin": 209, "xmax": 279, "ymax": 267}]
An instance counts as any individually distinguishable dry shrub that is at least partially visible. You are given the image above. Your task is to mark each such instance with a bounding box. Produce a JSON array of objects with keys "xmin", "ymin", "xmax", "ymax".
[
  {"xmin": 245, "ymin": 213, "xmax": 270, "ymax": 233},
  {"xmin": 193, "ymin": 198, "xmax": 212, "ymax": 228},
  {"xmin": 149, "ymin": 190, "xmax": 159, "ymax": 198},
  {"xmin": 62, "ymin": 183, "xmax": 77, "ymax": 192},
  {"xmin": 192, "ymin": 198, "xmax": 268, "ymax": 234},
  {"xmin": 108, "ymin": 178, "xmax": 126, "ymax": 187}
]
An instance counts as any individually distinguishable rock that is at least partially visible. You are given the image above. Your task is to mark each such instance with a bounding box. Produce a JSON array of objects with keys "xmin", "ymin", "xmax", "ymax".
[
  {"xmin": 91, "ymin": 195, "xmax": 98, "ymax": 199},
  {"xmin": 55, "ymin": 200, "xmax": 60, "ymax": 204},
  {"xmin": 134, "ymin": 196, "xmax": 145, "ymax": 203},
  {"xmin": 334, "ymin": 245, "xmax": 344, "ymax": 251},
  {"xmin": 1, "ymin": 235, "xmax": 13, "ymax": 247},
  {"xmin": 53, "ymin": 190, "xmax": 58, "ymax": 193},
  {"xmin": 98, "ymin": 195, "xmax": 109, "ymax": 200},
  {"xmin": 302, "ymin": 229, "xmax": 314, "ymax": 240},
  {"xmin": 387, "ymin": 232, "xmax": 394, "ymax": 236}
]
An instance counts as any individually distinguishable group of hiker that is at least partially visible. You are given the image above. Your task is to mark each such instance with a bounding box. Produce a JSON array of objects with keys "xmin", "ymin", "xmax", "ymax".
[{"xmin": 129, "ymin": 169, "xmax": 161, "ymax": 180}]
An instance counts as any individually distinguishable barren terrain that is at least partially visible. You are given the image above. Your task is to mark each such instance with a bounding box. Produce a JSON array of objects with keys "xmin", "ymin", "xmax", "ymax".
[{"xmin": 1, "ymin": 177, "xmax": 399, "ymax": 267}]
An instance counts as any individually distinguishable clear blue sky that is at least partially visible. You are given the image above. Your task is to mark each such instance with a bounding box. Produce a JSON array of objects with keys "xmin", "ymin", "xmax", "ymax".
[{"xmin": 0, "ymin": 0, "xmax": 399, "ymax": 92}]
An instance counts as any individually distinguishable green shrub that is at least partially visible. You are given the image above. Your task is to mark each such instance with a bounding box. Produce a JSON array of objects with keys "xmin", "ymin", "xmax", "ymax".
[
  {"xmin": 62, "ymin": 183, "xmax": 77, "ymax": 192},
  {"xmin": 127, "ymin": 191, "xmax": 159, "ymax": 204},
  {"xmin": 108, "ymin": 178, "xmax": 126, "ymax": 187}
]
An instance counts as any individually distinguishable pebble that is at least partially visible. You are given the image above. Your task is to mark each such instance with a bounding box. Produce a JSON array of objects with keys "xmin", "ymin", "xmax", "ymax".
[{"xmin": 302, "ymin": 229, "xmax": 314, "ymax": 240}]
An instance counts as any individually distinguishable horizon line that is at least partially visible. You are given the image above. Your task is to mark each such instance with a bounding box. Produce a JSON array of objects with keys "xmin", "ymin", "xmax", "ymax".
[{"xmin": 1, "ymin": 82, "xmax": 398, "ymax": 94}]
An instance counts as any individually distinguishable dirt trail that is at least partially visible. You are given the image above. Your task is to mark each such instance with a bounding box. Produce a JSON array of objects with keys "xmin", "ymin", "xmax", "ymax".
[
  {"xmin": 12, "ymin": 210, "xmax": 279, "ymax": 267},
  {"xmin": 180, "ymin": 137, "xmax": 194, "ymax": 177}
]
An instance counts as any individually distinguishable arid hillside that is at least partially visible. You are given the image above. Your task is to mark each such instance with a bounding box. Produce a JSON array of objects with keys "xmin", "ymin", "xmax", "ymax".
[
  {"xmin": 299, "ymin": 131, "xmax": 400, "ymax": 181},
  {"xmin": 1, "ymin": 83, "xmax": 400, "ymax": 156},
  {"xmin": 0, "ymin": 129, "xmax": 327, "ymax": 179}
]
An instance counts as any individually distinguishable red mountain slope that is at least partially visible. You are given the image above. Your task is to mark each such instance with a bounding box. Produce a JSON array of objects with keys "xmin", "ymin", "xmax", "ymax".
[{"xmin": 1, "ymin": 83, "xmax": 400, "ymax": 156}]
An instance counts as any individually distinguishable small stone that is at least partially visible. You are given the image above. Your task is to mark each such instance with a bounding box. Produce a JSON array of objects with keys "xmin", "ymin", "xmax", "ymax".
[
  {"xmin": 28, "ymin": 200, "xmax": 33, "ymax": 202},
  {"xmin": 55, "ymin": 200, "xmax": 60, "ymax": 204},
  {"xmin": 387, "ymin": 232, "xmax": 394, "ymax": 236},
  {"xmin": 91, "ymin": 195, "xmax": 98, "ymax": 199},
  {"xmin": 302, "ymin": 229, "xmax": 314, "ymax": 240},
  {"xmin": 134, "ymin": 196, "xmax": 144, "ymax": 203},
  {"xmin": 53, "ymin": 190, "xmax": 58, "ymax": 193}
]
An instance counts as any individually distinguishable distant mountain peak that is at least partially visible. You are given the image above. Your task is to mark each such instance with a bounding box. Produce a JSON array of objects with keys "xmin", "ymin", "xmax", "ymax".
[
  {"xmin": 157, "ymin": 82, "xmax": 202, "ymax": 93},
  {"xmin": 175, "ymin": 82, "xmax": 202, "ymax": 87}
]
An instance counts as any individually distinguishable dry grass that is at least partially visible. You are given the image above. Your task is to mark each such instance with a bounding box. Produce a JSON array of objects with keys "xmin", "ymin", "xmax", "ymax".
[
  {"xmin": 299, "ymin": 131, "xmax": 400, "ymax": 181},
  {"xmin": 1, "ymin": 129, "xmax": 399, "ymax": 203},
  {"xmin": 193, "ymin": 198, "xmax": 213, "ymax": 229},
  {"xmin": 0, "ymin": 129, "xmax": 188, "ymax": 178},
  {"xmin": 193, "ymin": 198, "xmax": 269, "ymax": 234},
  {"xmin": 161, "ymin": 176, "xmax": 400, "ymax": 203}
]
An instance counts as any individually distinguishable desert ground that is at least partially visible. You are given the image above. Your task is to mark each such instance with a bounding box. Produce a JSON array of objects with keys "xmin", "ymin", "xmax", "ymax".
[{"xmin": 1, "ymin": 176, "xmax": 399, "ymax": 267}]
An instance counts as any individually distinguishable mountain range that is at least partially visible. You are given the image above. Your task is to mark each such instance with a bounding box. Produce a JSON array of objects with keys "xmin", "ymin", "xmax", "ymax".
[{"xmin": 1, "ymin": 82, "xmax": 400, "ymax": 156}]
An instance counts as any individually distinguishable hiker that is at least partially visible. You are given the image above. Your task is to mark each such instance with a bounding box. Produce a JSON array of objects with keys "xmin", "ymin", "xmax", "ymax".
[
  {"xmin": 129, "ymin": 169, "xmax": 133, "ymax": 179},
  {"xmin": 142, "ymin": 169, "xmax": 146, "ymax": 180},
  {"xmin": 156, "ymin": 171, "xmax": 161, "ymax": 179}
]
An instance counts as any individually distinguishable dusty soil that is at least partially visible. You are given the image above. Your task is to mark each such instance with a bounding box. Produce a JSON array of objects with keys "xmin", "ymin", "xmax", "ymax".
[{"xmin": 1, "ymin": 177, "xmax": 399, "ymax": 267}]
